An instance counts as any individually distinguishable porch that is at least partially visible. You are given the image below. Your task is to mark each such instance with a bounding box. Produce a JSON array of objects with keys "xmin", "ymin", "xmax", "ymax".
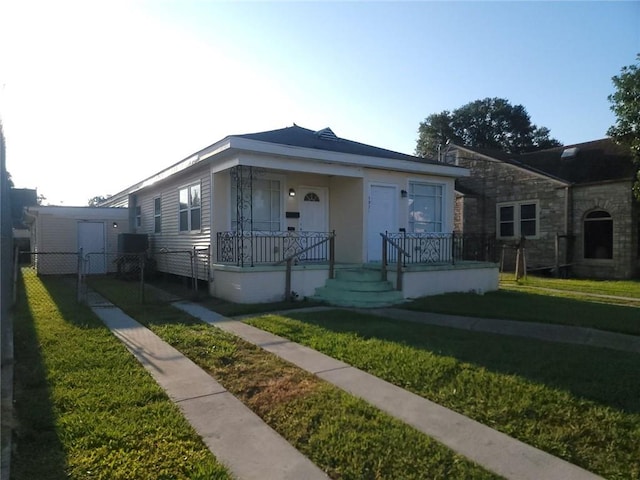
[{"xmin": 210, "ymin": 231, "xmax": 499, "ymax": 305}]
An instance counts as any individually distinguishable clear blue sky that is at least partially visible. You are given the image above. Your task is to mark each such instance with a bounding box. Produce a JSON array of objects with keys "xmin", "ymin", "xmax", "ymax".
[{"xmin": 1, "ymin": 1, "xmax": 638, "ymax": 206}]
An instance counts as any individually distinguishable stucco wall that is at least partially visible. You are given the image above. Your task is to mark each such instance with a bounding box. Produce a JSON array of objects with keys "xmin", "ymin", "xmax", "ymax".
[
  {"xmin": 398, "ymin": 264, "xmax": 499, "ymax": 298},
  {"xmin": 211, "ymin": 265, "xmax": 329, "ymax": 303},
  {"xmin": 329, "ymin": 176, "xmax": 363, "ymax": 263}
]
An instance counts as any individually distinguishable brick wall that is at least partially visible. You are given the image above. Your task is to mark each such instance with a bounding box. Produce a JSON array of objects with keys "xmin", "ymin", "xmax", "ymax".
[
  {"xmin": 455, "ymin": 151, "xmax": 569, "ymax": 271},
  {"xmin": 455, "ymin": 149, "xmax": 639, "ymax": 279},
  {"xmin": 571, "ymin": 181, "xmax": 639, "ymax": 279}
]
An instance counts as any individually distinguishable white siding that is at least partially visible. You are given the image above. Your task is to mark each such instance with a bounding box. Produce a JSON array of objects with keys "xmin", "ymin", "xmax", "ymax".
[
  {"xmin": 29, "ymin": 207, "xmax": 129, "ymax": 275},
  {"xmin": 135, "ymin": 167, "xmax": 212, "ymax": 280}
]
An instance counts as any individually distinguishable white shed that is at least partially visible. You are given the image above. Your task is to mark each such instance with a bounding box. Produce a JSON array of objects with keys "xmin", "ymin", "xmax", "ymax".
[{"xmin": 24, "ymin": 206, "xmax": 130, "ymax": 275}]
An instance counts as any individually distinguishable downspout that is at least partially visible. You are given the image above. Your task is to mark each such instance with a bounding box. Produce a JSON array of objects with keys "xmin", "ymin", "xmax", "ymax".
[{"xmin": 564, "ymin": 185, "xmax": 573, "ymax": 266}]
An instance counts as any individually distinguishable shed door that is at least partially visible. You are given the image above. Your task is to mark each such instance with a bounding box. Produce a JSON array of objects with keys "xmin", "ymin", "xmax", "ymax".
[
  {"xmin": 367, "ymin": 184, "xmax": 397, "ymax": 262},
  {"xmin": 78, "ymin": 221, "xmax": 106, "ymax": 274}
]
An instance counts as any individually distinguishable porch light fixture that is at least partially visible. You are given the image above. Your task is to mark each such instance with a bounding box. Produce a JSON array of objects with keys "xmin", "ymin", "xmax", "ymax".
[
  {"xmin": 289, "ymin": 188, "xmax": 296, "ymax": 197},
  {"xmin": 112, "ymin": 222, "xmax": 118, "ymax": 228},
  {"xmin": 400, "ymin": 189, "xmax": 408, "ymax": 198}
]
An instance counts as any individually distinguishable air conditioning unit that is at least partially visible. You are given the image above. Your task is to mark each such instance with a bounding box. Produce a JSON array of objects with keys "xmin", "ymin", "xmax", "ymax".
[{"xmin": 117, "ymin": 233, "xmax": 149, "ymax": 254}]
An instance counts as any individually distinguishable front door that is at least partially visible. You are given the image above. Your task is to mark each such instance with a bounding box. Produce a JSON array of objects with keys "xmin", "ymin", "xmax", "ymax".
[
  {"xmin": 367, "ymin": 184, "xmax": 397, "ymax": 262},
  {"xmin": 299, "ymin": 186, "xmax": 328, "ymax": 261},
  {"xmin": 78, "ymin": 221, "xmax": 106, "ymax": 274}
]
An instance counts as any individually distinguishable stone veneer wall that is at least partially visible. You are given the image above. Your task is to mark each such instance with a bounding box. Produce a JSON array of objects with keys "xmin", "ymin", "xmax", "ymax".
[
  {"xmin": 455, "ymin": 151, "xmax": 570, "ymax": 271},
  {"xmin": 571, "ymin": 180, "xmax": 639, "ymax": 279}
]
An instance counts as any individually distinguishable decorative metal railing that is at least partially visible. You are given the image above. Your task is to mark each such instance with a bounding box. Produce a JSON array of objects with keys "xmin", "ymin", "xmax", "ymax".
[
  {"xmin": 384, "ymin": 232, "xmax": 497, "ymax": 265},
  {"xmin": 216, "ymin": 231, "xmax": 334, "ymax": 266}
]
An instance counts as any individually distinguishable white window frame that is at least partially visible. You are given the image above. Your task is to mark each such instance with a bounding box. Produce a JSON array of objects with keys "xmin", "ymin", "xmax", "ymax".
[
  {"xmin": 179, "ymin": 183, "xmax": 202, "ymax": 233},
  {"xmin": 135, "ymin": 205, "xmax": 142, "ymax": 228},
  {"xmin": 154, "ymin": 197, "xmax": 161, "ymax": 233},
  {"xmin": 407, "ymin": 181, "xmax": 445, "ymax": 233},
  {"xmin": 230, "ymin": 174, "xmax": 284, "ymax": 232},
  {"xmin": 496, "ymin": 200, "xmax": 540, "ymax": 239}
]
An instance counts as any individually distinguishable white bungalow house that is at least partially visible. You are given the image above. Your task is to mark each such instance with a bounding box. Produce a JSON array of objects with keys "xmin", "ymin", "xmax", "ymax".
[{"xmin": 103, "ymin": 125, "xmax": 498, "ymax": 305}]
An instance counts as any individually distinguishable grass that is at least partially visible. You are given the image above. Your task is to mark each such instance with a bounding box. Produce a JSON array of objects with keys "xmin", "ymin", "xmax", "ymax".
[
  {"xmin": 501, "ymin": 273, "xmax": 640, "ymax": 299},
  {"xmin": 12, "ymin": 269, "xmax": 230, "ymax": 480},
  {"xmin": 401, "ymin": 276, "xmax": 640, "ymax": 335},
  {"xmin": 90, "ymin": 277, "xmax": 499, "ymax": 479},
  {"xmin": 244, "ymin": 309, "xmax": 640, "ymax": 480}
]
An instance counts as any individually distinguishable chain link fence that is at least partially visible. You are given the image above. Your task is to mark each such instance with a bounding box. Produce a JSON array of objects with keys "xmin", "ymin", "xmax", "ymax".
[{"xmin": 17, "ymin": 248, "xmax": 210, "ymax": 306}]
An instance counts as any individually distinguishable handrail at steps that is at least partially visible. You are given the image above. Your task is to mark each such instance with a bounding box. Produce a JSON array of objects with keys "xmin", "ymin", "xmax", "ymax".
[
  {"xmin": 274, "ymin": 231, "xmax": 336, "ymax": 301},
  {"xmin": 380, "ymin": 232, "xmax": 410, "ymax": 291}
]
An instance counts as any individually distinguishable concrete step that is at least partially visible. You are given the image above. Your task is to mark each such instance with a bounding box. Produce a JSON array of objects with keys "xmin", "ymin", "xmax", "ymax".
[
  {"xmin": 324, "ymin": 278, "xmax": 395, "ymax": 292},
  {"xmin": 335, "ymin": 268, "xmax": 383, "ymax": 282},
  {"xmin": 314, "ymin": 269, "xmax": 405, "ymax": 308}
]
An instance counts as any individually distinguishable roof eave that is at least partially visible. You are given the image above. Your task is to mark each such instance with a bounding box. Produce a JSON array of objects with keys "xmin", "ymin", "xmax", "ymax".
[{"xmin": 228, "ymin": 137, "xmax": 469, "ymax": 177}]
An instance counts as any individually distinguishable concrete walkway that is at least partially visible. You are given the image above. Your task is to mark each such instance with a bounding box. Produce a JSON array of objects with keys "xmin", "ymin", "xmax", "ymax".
[
  {"xmin": 87, "ymin": 292, "xmax": 327, "ymax": 480},
  {"xmin": 174, "ymin": 301, "xmax": 603, "ymax": 480},
  {"xmin": 367, "ymin": 308, "xmax": 640, "ymax": 354}
]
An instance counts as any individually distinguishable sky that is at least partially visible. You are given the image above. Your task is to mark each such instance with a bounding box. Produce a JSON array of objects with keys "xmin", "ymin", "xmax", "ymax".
[{"xmin": 1, "ymin": 0, "xmax": 638, "ymax": 206}]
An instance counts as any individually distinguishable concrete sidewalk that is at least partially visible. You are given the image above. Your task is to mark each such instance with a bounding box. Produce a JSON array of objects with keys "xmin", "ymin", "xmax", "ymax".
[
  {"xmin": 174, "ymin": 301, "xmax": 603, "ymax": 480},
  {"xmin": 87, "ymin": 292, "xmax": 327, "ymax": 480},
  {"xmin": 367, "ymin": 308, "xmax": 640, "ymax": 354}
]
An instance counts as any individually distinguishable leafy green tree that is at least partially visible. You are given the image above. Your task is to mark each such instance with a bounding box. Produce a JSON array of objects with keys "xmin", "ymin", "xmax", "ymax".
[
  {"xmin": 416, "ymin": 97, "xmax": 561, "ymax": 158},
  {"xmin": 607, "ymin": 54, "xmax": 640, "ymax": 199},
  {"xmin": 88, "ymin": 195, "xmax": 110, "ymax": 206}
]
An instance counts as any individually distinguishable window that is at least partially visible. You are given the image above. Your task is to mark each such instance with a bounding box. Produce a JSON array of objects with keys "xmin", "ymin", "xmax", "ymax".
[
  {"xmin": 408, "ymin": 182, "xmax": 444, "ymax": 233},
  {"xmin": 584, "ymin": 210, "xmax": 612, "ymax": 259},
  {"xmin": 135, "ymin": 205, "xmax": 142, "ymax": 228},
  {"xmin": 154, "ymin": 197, "xmax": 161, "ymax": 233},
  {"xmin": 497, "ymin": 201, "xmax": 538, "ymax": 239},
  {"xmin": 304, "ymin": 192, "xmax": 320, "ymax": 202},
  {"xmin": 179, "ymin": 183, "xmax": 201, "ymax": 232},
  {"xmin": 231, "ymin": 178, "xmax": 281, "ymax": 231}
]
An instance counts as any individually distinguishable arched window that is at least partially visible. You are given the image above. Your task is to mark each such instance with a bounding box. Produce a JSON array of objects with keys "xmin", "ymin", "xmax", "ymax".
[
  {"xmin": 584, "ymin": 210, "xmax": 612, "ymax": 259},
  {"xmin": 304, "ymin": 192, "xmax": 320, "ymax": 202}
]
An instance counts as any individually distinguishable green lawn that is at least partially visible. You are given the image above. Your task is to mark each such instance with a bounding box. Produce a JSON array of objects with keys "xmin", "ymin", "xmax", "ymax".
[
  {"xmin": 91, "ymin": 277, "xmax": 499, "ymax": 480},
  {"xmin": 502, "ymin": 274, "xmax": 640, "ymax": 298},
  {"xmin": 403, "ymin": 287, "xmax": 640, "ymax": 335},
  {"xmin": 12, "ymin": 270, "xmax": 230, "ymax": 480},
  {"xmin": 245, "ymin": 309, "xmax": 640, "ymax": 480}
]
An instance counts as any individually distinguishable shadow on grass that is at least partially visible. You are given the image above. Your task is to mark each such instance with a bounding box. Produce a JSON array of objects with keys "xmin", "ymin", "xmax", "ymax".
[
  {"xmin": 284, "ymin": 309, "xmax": 640, "ymax": 414},
  {"xmin": 12, "ymin": 272, "xmax": 68, "ymax": 480},
  {"xmin": 403, "ymin": 290, "xmax": 640, "ymax": 335}
]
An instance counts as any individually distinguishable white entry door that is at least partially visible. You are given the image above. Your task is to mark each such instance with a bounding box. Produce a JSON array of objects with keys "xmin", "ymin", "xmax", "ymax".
[
  {"xmin": 78, "ymin": 221, "xmax": 106, "ymax": 274},
  {"xmin": 367, "ymin": 184, "xmax": 397, "ymax": 262},
  {"xmin": 299, "ymin": 187, "xmax": 328, "ymax": 260}
]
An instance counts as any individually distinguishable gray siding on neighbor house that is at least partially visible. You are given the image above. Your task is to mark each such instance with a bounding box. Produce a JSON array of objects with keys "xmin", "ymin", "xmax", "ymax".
[
  {"xmin": 456, "ymin": 152, "xmax": 568, "ymax": 271},
  {"xmin": 134, "ymin": 168, "xmax": 211, "ymax": 280}
]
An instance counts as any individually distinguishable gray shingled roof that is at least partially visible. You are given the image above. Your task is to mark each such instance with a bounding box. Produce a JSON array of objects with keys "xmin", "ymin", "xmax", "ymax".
[
  {"xmin": 234, "ymin": 125, "xmax": 437, "ymax": 164},
  {"xmin": 460, "ymin": 139, "xmax": 635, "ymax": 184}
]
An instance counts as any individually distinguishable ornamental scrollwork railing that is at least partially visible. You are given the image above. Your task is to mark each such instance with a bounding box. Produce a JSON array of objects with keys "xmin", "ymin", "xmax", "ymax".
[
  {"xmin": 216, "ymin": 230, "xmax": 334, "ymax": 266},
  {"xmin": 384, "ymin": 232, "xmax": 497, "ymax": 265}
]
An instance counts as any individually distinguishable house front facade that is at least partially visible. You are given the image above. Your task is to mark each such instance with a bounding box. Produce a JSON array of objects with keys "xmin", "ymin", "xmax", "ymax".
[
  {"xmin": 103, "ymin": 125, "xmax": 499, "ymax": 303},
  {"xmin": 452, "ymin": 139, "xmax": 639, "ymax": 279}
]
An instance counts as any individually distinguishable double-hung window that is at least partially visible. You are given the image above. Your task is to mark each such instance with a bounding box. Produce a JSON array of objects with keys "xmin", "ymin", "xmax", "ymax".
[
  {"xmin": 497, "ymin": 201, "xmax": 538, "ymax": 239},
  {"xmin": 179, "ymin": 183, "xmax": 201, "ymax": 232},
  {"xmin": 408, "ymin": 182, "xmax": 444, "ymax": 233},
  {"xmin": 154, "ymin": 197, "xmax": 161, "ymax": 233},
  {"xmin": 135, "ymin": 205, "xmax": 142, "ymax": 228},
  {"xmin": 231, "ymin": 178, "xmax": 281, "ymax": 232}
]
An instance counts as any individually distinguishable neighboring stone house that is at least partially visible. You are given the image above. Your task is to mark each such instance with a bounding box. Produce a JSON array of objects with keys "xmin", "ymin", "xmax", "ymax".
[{"xmin": 450, "ymin": 139, "xmax": 639, "ymax": 279}]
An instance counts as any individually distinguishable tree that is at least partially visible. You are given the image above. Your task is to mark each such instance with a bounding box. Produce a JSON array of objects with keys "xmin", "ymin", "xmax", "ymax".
[
  {"xmin": 88, "ymin": 195, "xmax": 111, "ymax": 206},
  {"xmin": 415, "ymin": 97, "xmax": 562, "ymax": 158},
  {"xmin": 607, "ymin": 54, "xmax": 640, "ymax": 199}
]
